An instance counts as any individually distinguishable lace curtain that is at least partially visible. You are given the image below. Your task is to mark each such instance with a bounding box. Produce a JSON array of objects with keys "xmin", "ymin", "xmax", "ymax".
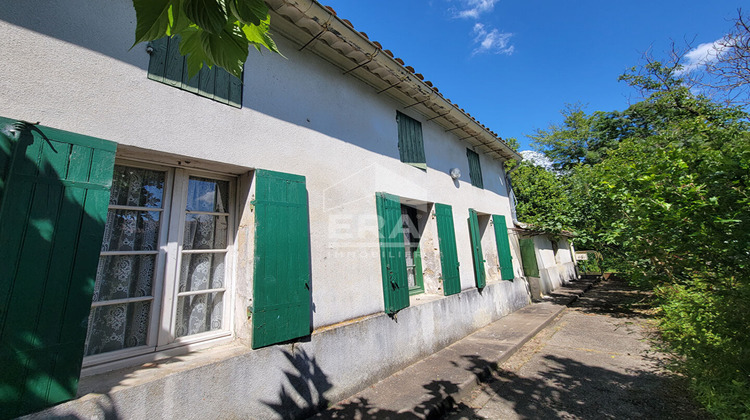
[
  {"xmin": 84, "ymin": 166, "xmax": 163, "ymax": 356},
  {"xmin": 175, "ymin": 177, "xmax": 228, "ymax": 338}
]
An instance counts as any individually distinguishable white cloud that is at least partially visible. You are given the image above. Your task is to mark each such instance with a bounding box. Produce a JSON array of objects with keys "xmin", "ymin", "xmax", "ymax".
[
  {"xmin": 472, "ymin": 23, "xmax": 514, "ymax": 56},
  {"xmin": 455, "ymin": 0, "xmax": 499, "ymax": 19},
  {"xmin": 520, "ymin": 150, "xmax": 554, "ymax": 171},
  {"xmin": 678, "ymin": 38, "xmax": 730, "ymax": 74}
]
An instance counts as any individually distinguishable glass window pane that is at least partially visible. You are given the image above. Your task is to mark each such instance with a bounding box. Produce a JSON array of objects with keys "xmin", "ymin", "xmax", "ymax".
[
  {"xmin": 407, "ymin": 266, "xmax": 416, "ymax": 288},
  {"xmin": 186, "ymin": 177, "xmax": 229, "ymax": 213},
  {"xmin": 109, "ymin": 165, "xmax": 164, "ymax": 208},
  {"xmin": 182, "ymin": 214, "xmax": 228, "ymax": 250},
  {"xmin": 93, "ymin": 255, "xmax": 156, "ymax": 302},
  {"xmin": 100, "ymin": 210, "xmax": 161, "ymax": 252},
  {"xmin": 84, "ymin": 301, "xmax": 151, "ymax": 356},
  {"xmin": 179, "ymin": 253, "xmax": 226, "ymax": 292},
  {"xmin": 175, "ymin": 292, "xmax": 223, "ymax": 338}
]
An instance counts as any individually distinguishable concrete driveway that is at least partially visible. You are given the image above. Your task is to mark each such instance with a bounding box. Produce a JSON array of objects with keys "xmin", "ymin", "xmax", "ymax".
[{"xmin": 444, "ymin": 279, "xmax": 704, "ymax": 420}]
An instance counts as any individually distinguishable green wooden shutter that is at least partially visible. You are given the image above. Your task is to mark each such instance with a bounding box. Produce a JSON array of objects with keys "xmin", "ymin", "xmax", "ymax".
[
  {"xmin": 434, "ymin": 203, "xmax": 461, "ymax": 296},
  {"xmin": 147, "ymin": 36, "xmax": 243, "ymax": 108},
  {"xmin": 466, "ymin": 149, "xmax": 484, "ymax": 189},
  {"xmin": 0, "ymin": 118, "xmax": 116, "ymax": 419},
  {"xmin": 396, "ymin": 111, "xmax": 426, "ymax": 169},
  {"xmin": 492, "ymin": 215, "xmax": 515, "ymax": 280},
  {"xmin": 251, "ymin": 170, "xmax": 311, "ymax": 349},
  {"xmin": 468, "ymin": 209, "xmax": 486, "ymax": 288},
  {"xmin": 519, "ymin": 238, "xmax": 540, "ymax": 277},
  {"xmin": 376, "ymin": 192, "xmax": 409, "ymax": 314}
]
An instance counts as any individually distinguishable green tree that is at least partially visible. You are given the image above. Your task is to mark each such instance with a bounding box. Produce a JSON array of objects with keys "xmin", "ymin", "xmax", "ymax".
[
  {"xmin": 503, "ymin": 136, "xmax": 520, "ymax": 152},
  {"xmin": 529, "ymin": 103, "xmax": 631, "ymax": 171},
  {"xmin": 132, "ymin": 0, "xmax": 281, "ymax": 79},
  {"xmin": 533, "ymin": 61, "xmax": 750, "ymax": 417},
  {"xmin": 507, "ymin": 159, "xmax": 579, "ymax": 237}
]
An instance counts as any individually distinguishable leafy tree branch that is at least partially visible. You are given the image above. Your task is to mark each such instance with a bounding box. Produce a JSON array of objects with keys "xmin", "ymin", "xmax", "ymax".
[{"xmin": 132, "ymin": 0, "xmax": 281, "ymax": 79}]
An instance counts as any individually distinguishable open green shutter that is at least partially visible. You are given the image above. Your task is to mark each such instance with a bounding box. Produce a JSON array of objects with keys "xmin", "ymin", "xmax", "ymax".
[
  {"xmin": 492, "ymin": 215, "xmax": 515, "ymax": 280},
  {"xmin": 466, "ymin": 149, "xmax": 484, "ymax": 189},
  {"xmin": 434, "ymin": 203, "xmax": 461, "ymax": 296},
  {"xmin": 396, "ymin": 112, "xmax": 426, "ymax": 169},
  {"xmin": 468, "ymin": 209, "xmax": 486, "ymax": 288},
  {"xmin": 251, "ymin": 170, "xmax": 311, "ymax": 349},
  {"xmin": 0, "ymin": 119, "xmax": 116, "ymax": 419},
  {"xmin": 376, "ymin": 192, "xmax": 409, "ymax": 314},
  {"xmin": 519, "ymin": 238, "xmax": 540, "ymax": 277}
]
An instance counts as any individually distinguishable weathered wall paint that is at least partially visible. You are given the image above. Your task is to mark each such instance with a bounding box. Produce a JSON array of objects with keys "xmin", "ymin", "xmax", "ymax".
[{"xmin": 21, "ymin": 280, "xmax": 530, "ymax": 420}]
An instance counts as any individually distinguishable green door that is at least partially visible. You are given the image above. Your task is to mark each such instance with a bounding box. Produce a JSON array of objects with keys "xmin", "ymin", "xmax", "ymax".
[
  {"xmin": 251, "ymin": 170, "xmax": 311, "ymax": 349},
  {"xmin": 376, "ymin": 192, "xmax": 409, "ymax": 314},
  {"xmin": 468, "ymin": 208, "xmax": 486, "ymax": 288},
  {"xmin": 492, "ymin": 215, "xmax": 515, "ymax": 280},
  {"xmin": 0, "ymin": 119, "xmax": 116, "ymax": 419},
  {"xmin": 434, "ymin": 203, "xmax": 461, "ymax": 295},
  {"xmin": 519, "ymin": 238, "xmax": 540, "ymax": 277}
]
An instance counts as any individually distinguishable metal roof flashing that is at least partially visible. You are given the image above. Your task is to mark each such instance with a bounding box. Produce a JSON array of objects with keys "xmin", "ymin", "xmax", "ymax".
[{"xmin": 265, "ymin": 0, "xmax": 523, "ymax": 162}]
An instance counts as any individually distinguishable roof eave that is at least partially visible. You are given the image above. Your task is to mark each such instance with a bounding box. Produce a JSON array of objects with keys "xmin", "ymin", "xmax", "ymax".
[{"xmin": 266, "ymin": 0, "xmax": 523, "ymax": 162}]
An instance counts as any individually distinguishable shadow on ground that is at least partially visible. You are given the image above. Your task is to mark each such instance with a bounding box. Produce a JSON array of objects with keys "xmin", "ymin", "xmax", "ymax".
[
  {"xmin": 451, "ymin": 353, "xmax": 698, "ymax": 419},
  {"xmin": 264, "ymin": 278, "xmax": 700, "ymax": 419},
  {"xmin": 319, "ymin": 380, "xmax": 466, "ymax": 419},
  {"xmin": 567, "ymin": 277, "xmax": 657, "ymax": 319},
  {"xmin": 445, "ymin": 278, "xmax": 703, "ymax": 420}
]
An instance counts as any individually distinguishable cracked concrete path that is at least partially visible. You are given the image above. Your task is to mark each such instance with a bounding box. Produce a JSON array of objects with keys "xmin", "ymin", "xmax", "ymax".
[{"xmin": 444, "ymin": 278, "xmax": 705, "ymax": 420}]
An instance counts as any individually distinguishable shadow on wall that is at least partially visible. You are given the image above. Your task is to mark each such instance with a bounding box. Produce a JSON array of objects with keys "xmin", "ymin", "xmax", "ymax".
[
  {"xmin": 0, "ymin": 0, "xmax": 145, "ymax": 68},
  {"xmin": 261, "ymin": 349, "xmax": 333, "ymax": 419},
  {"xmin": 262, "ymin": 347, "xmax": 481, "ymax": 419},
  {"xmin": 2, "ymin": 2, "xmax": 510, "ymax": 200}
]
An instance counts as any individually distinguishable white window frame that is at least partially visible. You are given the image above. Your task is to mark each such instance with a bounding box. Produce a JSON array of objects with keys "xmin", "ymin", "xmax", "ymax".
[{"xmin": 83, "ymin": 159, "xmax": 237, "ymax": 369}]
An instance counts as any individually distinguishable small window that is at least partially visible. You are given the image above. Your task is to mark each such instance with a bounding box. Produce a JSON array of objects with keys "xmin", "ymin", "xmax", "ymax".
[
  {"xmin": 147, "ymin": 37, "xmax": 243, "ymax": 108},
  {"xmin": 396, "ymin": 111, "xmax": 427, "ymax": 169},
  {"xmin": 467, "ymin": 148, "xmax": 484, "ymax": 188},
  {"xmin": 401, "ymin": 204, "xmax": 425, "ymax": 295}
]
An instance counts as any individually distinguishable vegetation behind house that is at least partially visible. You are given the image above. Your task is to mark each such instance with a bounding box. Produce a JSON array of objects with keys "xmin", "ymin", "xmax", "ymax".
[{"xmin": 509, "ymin": 14, "xmax": 750, "ymax": 417}]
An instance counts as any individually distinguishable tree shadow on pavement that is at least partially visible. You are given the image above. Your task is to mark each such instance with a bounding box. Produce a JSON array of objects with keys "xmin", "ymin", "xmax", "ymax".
[
  {"xmin": 261, "ymin": 348, "xmax": 479, "ymax": 419},
  {"xmin": 315, "ymin": 379, "xmax": 475, "ymax": 419},
  {"xmin": 568, "ymin": 278, "xmax": 657, "ymax": 319},
  {"xmin": 450, "ymin": 353, "xmax": 701, "ymax": 420}
]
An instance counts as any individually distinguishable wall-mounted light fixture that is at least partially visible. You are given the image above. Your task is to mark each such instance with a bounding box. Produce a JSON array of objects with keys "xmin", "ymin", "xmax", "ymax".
[{"xmin": 449, "ymin": 168, "xmax": 461, "ymax": 180}]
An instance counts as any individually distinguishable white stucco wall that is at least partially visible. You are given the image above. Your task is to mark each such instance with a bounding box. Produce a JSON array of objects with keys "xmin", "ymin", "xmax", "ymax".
[
  {"xmin": 0, "ymin": 1, "xmax": 517, "ymax": 329},
  {"xmin": 530, "ymin": 235, "xmax": 577, "ymax": 297},
  {"xmin": 1, "ymin": 2, "xmax": 530, "ymax": 417}
]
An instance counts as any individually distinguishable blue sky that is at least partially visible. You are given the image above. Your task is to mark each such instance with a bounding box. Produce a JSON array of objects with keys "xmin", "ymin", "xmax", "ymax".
[{"xmin": 319, "ymin": 0, "xmax": 744, "ymax": 151}]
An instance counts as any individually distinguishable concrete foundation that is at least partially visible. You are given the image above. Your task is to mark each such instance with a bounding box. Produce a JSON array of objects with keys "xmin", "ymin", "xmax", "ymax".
[{"xmin": 22, "ymin": 280, "xmax": 530, "ymax": 420}]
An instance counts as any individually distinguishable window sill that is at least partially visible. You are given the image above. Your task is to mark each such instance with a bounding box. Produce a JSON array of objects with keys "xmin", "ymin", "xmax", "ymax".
[
  {"xmin": 80, "ymin": 332, "xmax": 233, "ymax": 380},
  {"xmin": 408, "ymin": 292, "xmax": 445, "ymax": 306},
  {"xmin": 77, "ymin": 336, "xmax": 242, "ymax": 398}
]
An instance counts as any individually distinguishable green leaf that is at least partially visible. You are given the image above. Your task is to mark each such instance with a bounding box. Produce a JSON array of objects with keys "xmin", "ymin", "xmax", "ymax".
[
  {"xmin": 242, "ymin": 15, "xmax": 281, "ymax": 54},
  {"xmin": 182, "ymin": 0, "xmax": 228, "ymax": 35},
  {"xmin": 177, "ymin": 28, "xmax": 211, "ymax": 78},
  {"xmin": 166, "ymin": 1, "xmax": 191, "ymax": 36},
  {"xmin": 229, "ymin": 0, "xmax": 268, "ymax": 26},
  {"xmin": 200, "ymin": 25, "xmax": 249, "ymax": 78},
  {"xmin": 132, "ymin": 0, "xmax": 174, "ymax": 45}
]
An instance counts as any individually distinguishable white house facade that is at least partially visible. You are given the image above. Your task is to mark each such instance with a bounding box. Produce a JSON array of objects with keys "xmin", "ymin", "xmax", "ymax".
[{"xmin": 0, "ymin": 1, "xmax": 556, "ymax": 418}]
